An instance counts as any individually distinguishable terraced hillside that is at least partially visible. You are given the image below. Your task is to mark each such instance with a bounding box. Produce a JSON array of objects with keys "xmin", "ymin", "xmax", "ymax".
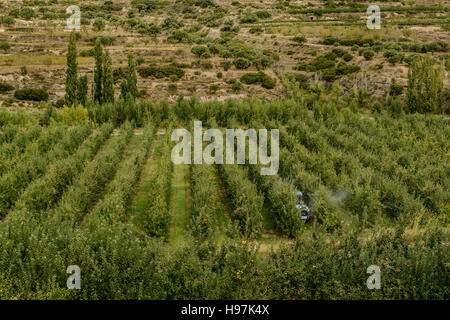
[{"xmin": 0, "ymin": 0, "xmax": 448, "ymax": 108}]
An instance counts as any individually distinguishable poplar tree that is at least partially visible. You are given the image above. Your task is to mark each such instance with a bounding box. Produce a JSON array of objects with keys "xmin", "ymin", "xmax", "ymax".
[
  {"xmin": 407, "ymin": 55, "xmax": 443, "ymax": 114},
  {"xmin": 120, "ymin": 80, "xmax": 128, "ymax": 100},
  {"xmin": 126, "ymin": 53, "xmax": 138, "ymax": 99},
  {"xmin": 65, "ymin": 32, "xmax": 78, "ymax": 106},
  {"xmin": 93, "ymin": 39, "xmax": 103, "ymax": 104},
  {"xmin": 77, "ymin": 75, "xmax": 88, "ymax": 106},
  {"xmin": 102, "ymin": 50, "xmax": 114, "ymax": 103}
]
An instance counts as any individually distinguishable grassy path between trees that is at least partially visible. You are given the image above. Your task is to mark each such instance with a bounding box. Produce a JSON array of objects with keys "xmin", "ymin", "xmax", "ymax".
[
  {"xmin": 169, "ymin": 164, "xmax": 191, "ymax": 244},
  {"xmin": 80, "ymin": 133, "xmax": 141, "ymax": 227},
  {"xmin": 211, "ymin": 165, "xmax": 233, "ymax": 243}
]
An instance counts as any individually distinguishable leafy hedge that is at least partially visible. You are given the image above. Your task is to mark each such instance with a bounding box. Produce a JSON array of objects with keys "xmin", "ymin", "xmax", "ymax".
[
  {"xmin": 240, "ymin": 72, "xmax": 276, "ymax": 89},
  {"xmin": 218, "ymin": 165, "xmax": 263, "ymax": 238},
  {"xmin": 138, "ymin": 63, "xmax": 185, "ymax": 80},
  {"xmin": 83, "ymin": 121, "xmax": 155, "ymax": 227},
  {"xmin": 0, "ymin": 125, "xmax": 42, "ymax": 176},
  {"xmin": 0, "ymin": 125, "xmax": 92, "ymax": 218},
  {"xmin": 137, "ymin": 125, "xmax": 174, "ymax": 239},
  {"xmin": 190, "ymin": 165, "xmax": 220, "ymax": 241},
  {"xmin": 14, "ymin": 88, "xmax": 48, "ymax": 101},
  {"xmin": 11, "ymin": 123, "xmax": 114, "ymax": 216},
  {"xmin": 0, "ymin": 82, "xmax": 14, "ymax": 93},
  {"xmin": 247, "ymin": 164, "xmax": 303, "ymax": 237}
]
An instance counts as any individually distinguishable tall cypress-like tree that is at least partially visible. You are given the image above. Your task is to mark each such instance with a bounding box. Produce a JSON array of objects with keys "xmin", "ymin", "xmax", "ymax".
[
  {"xmin": 120, "ymin": 79, "xmax": 128, "ymax": 100},
  {"xmin": 126, "ymin": 53, "xmax": 138, "ymax": 99},
  {"xmin": 102, "ymin": 50, "xmax": 114, "ymax": 103},
  {"xmin": 93, "ymin": 39, "xmax": 103, "ymax": 104},
  {"xmin": 77, "ymin": 75, "xmax": 88, "ymax": 106},
  {"xmin": 65, "ymin": 32, "xmax": 78, "ymax": 106},
  {"xmin": 407, "ymin": 55, "xmax": 443, "ymax": 114}
]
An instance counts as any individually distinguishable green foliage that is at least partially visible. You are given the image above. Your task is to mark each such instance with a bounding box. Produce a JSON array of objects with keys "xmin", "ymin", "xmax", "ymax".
[
  {"xmin": 0, "ymin": 82, "xmax": 14, "ymax": 93},
  {"xmin": 88, "ymin": 36, "xmax": 116, "ymax": 46},
  {"xmin": 102, "ymin": 50, "xmax": 115, "ymax": 103},
  {"xmin": 233, "ymin": 57, "xmax": 251, "ymax": 70},
  {"xmin": 77, "ymin": 75, "xmax": 88, "ymax": 106},
  {"xmin": 219, "ymin": 165, "xmax": 263, "ymax": 238},
  {"xmin": 12, "ymin": 123, "xmax": 113, "ymax": 215},
  {"xmin": 93, "ymin": 18, "xmax": 106, "ymax": 31},
  {"xmin": 190, "ymin": 165, "xmax": 219, "ymax": 241},
  {"xmin": 389, "ymin": 98, "xmax": 405, "ymax": 118},
  {"xmin": 0, "ymin": 124, "xmax": 89, "ymax": 218},
  {"xmin": 65, "ymin": 33, "xmax": 78, "ymax": 107},
  {"xmin": 240, "ymin": 12, "xmax": 258, "ymax": 23},
  {"xmin": 407, "ymin": 56, "xmax": 443, "ymax": 113},
  {"xmin": 240, "ymin": 72, "xmax": 276, "ymax": 89},
  {"xmin": 138, "ymin": 132, "xmax": 173, "ymax": 239},
  {"xmin": 20, "ymin": 7, "xmax": 36, "ymax": 20},
  {"xmin": 249, "ymin": 166, "xmax": 303, "ymax": 237},
  {"xmin": 0, "ymin": 97, "xmax": 447, "ymax": 299},
  {"xmin": 0, "ymin": 41, "xmax": 11, "ymax": 52},
  {"xmin": 51, "ymin": 104, "xmax": 89, "ymax": 126},
  {"xmin": 87, "ymin": 98, "xmax": 155, "ymax": 127},
  {"xmin": 162, "ymin": 17, "xmax": 183, "ymax": 30},
  {"xmin": 191, "ymin": 45, "xmax": 210, "ymax": 58},
  {"xmin": 167, "ymin": 30, "xmax": 191, "ymax": 43},
  {"xmin": 0, "ymin": 110, "xmax": 41, "ymax": 127},
  {"xmin": 390, "ymin": 78, "xmax": 403, "ymax": 97},
  {"xmin": 292, "ymin": 35, "xmax": 306, "ymax": 43},
  {"xmin": 209, "ymin": 84, "xmax": 219, "ymax": 94},
  {"xmin": 132, "ymin": 0, "xmax": 157, "ymax": 13},
  {"xmin": 0, "ymin": 16, "xmax": 15, "ymax": 26},
  {"xmin": 93, "ymin": 39, "xmax": 104, "ymax": 103},
  {"xmin": 168, "ymin": 83, "xmax": 178, "ymax": 93},
  {"xmin": 126, "ymin": 53, "xmax": 138, "ymax": 99},
  {"xmin": 255, "ymin": 11, "xmax": 271, "ymax": 19},
  {"xmin": 362, "ymin": 49, "xmax": 375, "ymax": 60},
  {"xmin": 85, "ymin": 122, "xmax": 154, "ymax": 227},
  {"xmin": 231, "ymin": 80, "xmax": 243, "ymax": 92},
  {"xmin": 14, "ymin": 88, "xmax": 48, "ymax": 101},
  {"xmin": 138, "ymin": 63, "xmax": 185, "ymax": 80},
  {"xmin": 314, "ymin": 193, "xmax": 340, "ymax": 232},
  {"xmin": 384, "ymin": 49, "xmax": 404, "ymax": 65},
  {"xmin": 0, "ymin": 125, "xmax": 43, "ymax": 176}
]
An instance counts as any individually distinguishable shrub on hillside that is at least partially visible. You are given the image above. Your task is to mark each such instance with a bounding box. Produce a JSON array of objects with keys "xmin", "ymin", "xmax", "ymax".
[
  {"xmin": 191, "ymin": 46, "xmax": 210, "ymax": 58},
  {"xmin": 0, "ymin": 82, "xmax": 14, "ymax": 93},
  {"xmin": 138, "ymin": 64, "xmax": 185, "ymax": 80},
  {"xmin": 231, "ymin": 80, "xmax": 243, "ymax": 92},
  {"xmin": 255, "ymin": 11, "xmax": 271, "ymax": 19},
  {"xmin": 362, "ymin": 49, "xmax": 375, "ymax": 60},
  {"xmin": 390, "ymin": 79, "xmax": 403, "ymax": 96},
  {"xmin": 233, "ymin": 57, "xmax": 251, "ymax": 69},
  {"xmin": 0, "ymin": 42, "xmax": 11, "ymax": 52},
  {"xmin": 14, "ymin": 88, "xmax": 49, "ymax": 101},
  {"xmin": 240, "ymin": 72, "xmax": 276, "ymax": 89},
  {"xmin": 239, "ymin": 12, "xmax": 258, "ymax": 23},
  {"xmin": 93, "ymin": 18, "xmax": 106, "ymax": 31},
  {"xmin": 292, "ymin": 35, "xmax": 306, "ymax": 44},
  {"xmin": 343, "ymin": 52, "xmax": 353, "ymax": 62}
]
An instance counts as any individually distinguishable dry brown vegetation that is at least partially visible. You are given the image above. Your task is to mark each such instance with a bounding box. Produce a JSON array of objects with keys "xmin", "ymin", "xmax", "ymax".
[{"xmin": 0, "ymin": 0, "xmax": 448, "ymax": 107}]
